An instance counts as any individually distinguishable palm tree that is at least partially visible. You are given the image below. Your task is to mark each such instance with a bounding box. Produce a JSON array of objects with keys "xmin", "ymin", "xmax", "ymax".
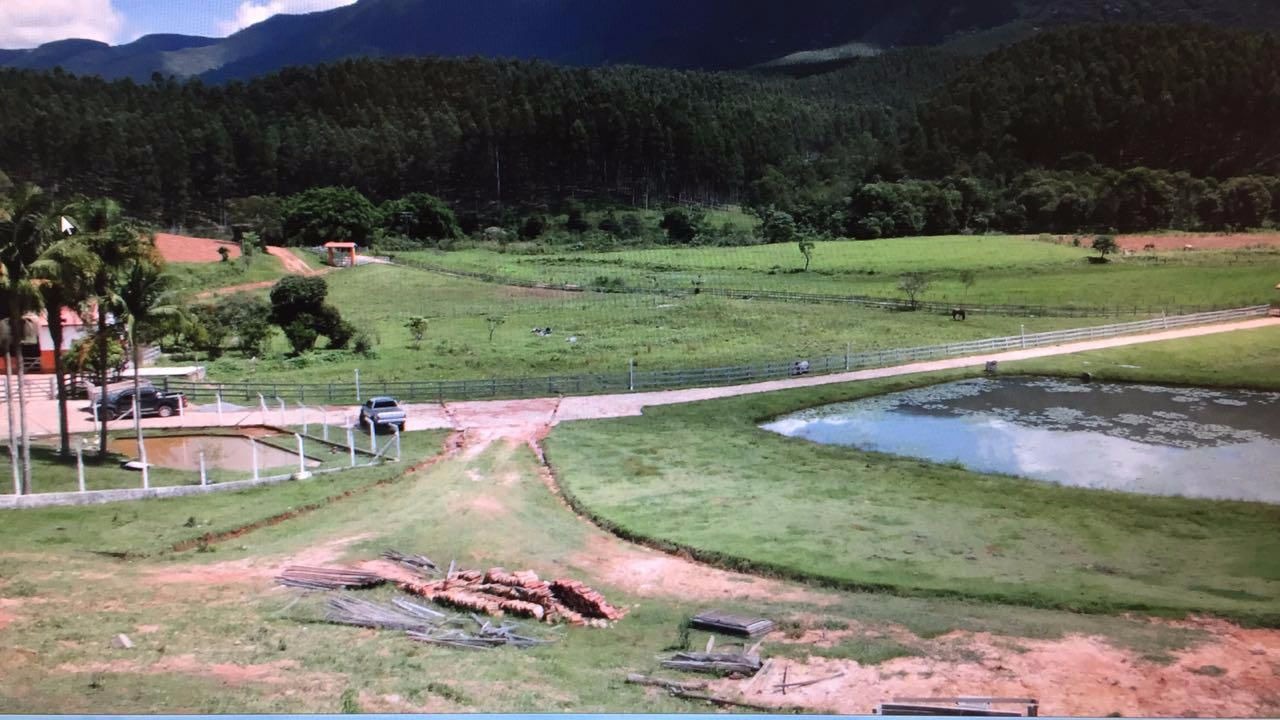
[
  {"xmin": 0, "ymin": 183, "xmax": 59, "ymax": 492},
  {"xmin": 75, "ymin": 198, "xmax": 148, "ymax": 460},
  {"xmin": 117, "ymin": 244, "xmax": 187, "ymax": 488},
  {"xmin": 31, "ymin": 238, "xmax": 101, "ymax": 457}
]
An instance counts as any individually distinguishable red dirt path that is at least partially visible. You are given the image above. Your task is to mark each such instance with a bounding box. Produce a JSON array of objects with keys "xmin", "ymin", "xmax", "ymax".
[
  {"xmin": 153, "ymin": 233, "xmax": 241, "ymax": 263},
  {"xmin": 1055, "ymin": 232, "xmax": 1280, "ymax": 252}
]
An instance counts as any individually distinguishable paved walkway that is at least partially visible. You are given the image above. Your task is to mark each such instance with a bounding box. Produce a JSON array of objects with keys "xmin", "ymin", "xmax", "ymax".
[{"xmin": 3, "ymin": 317, "xmax": 1276, "ymax": 439}]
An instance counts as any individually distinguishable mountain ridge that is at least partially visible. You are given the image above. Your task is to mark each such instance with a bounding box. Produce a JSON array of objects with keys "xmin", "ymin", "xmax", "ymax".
[{"xmin": 2, "ymin": 0, "xmax": 1280, "ymax": 83}]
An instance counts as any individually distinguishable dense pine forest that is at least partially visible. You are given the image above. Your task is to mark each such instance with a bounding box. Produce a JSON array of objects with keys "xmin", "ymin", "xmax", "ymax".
[{"xmin": 2, "ymin": 24, "xmax": 1279, "ymax": 239}]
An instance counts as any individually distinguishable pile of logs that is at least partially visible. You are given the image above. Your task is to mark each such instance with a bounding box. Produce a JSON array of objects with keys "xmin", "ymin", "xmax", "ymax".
[
  {"xmin": 398, "ymin": 565, "xmax": 625, "ymax": 627},
  {"xmin": 275, "ymin": 550, "xmax": 626, "ymax": 628}
]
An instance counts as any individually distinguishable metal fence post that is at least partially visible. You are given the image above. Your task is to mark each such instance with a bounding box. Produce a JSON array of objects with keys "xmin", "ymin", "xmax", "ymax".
[
  {"xmin": 77, "ymin": 446, "xmax": 85, "ymax": 493},
  {"xmin": 347, "ymin": 427, "xmax": 356, "ymax": 468},
  {"xmin": 355, "ymin": 368, "xmax": 361, "ymax": 403},
  {"xmin": 199, "ymin": 451, "xmax": 207, "ymax": 487},
  {"xmin": 295, "ymin": 433, "xmax": 311, "ymax": 479},
  {"xmin": 250, "ymin": 439, "xmax": 260, "ymax": 482},
  {"xmin": 367, "ymin": 417, "xmax": 377, "ymax": 454}
]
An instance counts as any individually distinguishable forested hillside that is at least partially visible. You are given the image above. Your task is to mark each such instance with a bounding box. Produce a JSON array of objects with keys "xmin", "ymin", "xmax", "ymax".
[
  {"xmin": 1, "ymin": 25, "xmax": 1278, "ymax": 237},
  {"xmin": 916, "ymin": 25, "xmax": 1280, "ymax": 177},
  {"xmin": 0, "ymin": 59, "xmax": 897, "ymax": 223}
]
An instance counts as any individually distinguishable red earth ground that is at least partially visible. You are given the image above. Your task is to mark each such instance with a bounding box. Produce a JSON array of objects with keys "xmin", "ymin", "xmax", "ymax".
[
  {"xmin": 1055, "ymin": 232, "xmax": 1280, "ymax": 252},
  {"xmin": 153, "ymin": 233, "xmax": 241, "ymax": 263}
]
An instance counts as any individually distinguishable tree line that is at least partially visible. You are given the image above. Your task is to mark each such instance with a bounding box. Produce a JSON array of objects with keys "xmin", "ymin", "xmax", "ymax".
[{"xmin": 2, "ymin": 24, "xmax": 1279, "ymax": 240}]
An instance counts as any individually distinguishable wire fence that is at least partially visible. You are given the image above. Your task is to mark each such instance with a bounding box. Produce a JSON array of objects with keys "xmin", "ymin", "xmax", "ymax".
[
  {"xmin": 161, "ymin": 305, "xmax": 1272, "ymax": 405},
  {"xmin": 389, "ymin": 255, "xmax": 1247, "ymax": 319}
]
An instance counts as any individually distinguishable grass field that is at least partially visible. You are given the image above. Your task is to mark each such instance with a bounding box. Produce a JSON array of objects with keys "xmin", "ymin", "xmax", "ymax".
[
  {"xmin": 398, "ymin": 235, "xmax": 1280, "ymax": 309},
  {"xmin": 165, "ymin": 253, "xmax": 288, "ymax": 295},
  {"xmin": 0, "ymin": 430, "xmax": 1228, "ymax": 713},
  {"xmin": 545, "ymin": 327, "xmax": 1280, "ymax": 625},
  {"xmin": 201, "ymin": 263, "xmax": 1113, "ymax": 383},
  {"xmin": 1008, "ymin": 325, "xmax": 1280, "ymax": 390}
]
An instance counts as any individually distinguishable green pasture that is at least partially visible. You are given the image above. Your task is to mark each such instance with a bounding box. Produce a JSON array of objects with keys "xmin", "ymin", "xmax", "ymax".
[
  {"xmin": 545, "ymin": 327, "xmax": 1280, "ymax": 625},
  {"xmin": 164, "ymin": 252, "xmax": 288, "ymax": 295},
  {"xmin": 1, "ymin": 430, "xmax": 1217, "ymax": 713},
  {"xmin": 397, "ymin": 235, "xmax": 1280, "ymax": 308},
  {"xmin": 201, "ymin": 263, "xmax": 1110, "ymax": 384}
]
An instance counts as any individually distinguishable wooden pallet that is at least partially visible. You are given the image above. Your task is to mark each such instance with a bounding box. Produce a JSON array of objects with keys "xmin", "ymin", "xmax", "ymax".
[
  {"xmin": 878, "ymin": 697, "xmax": 1038, "ymax": 717},
  {"xmin": 690, "ymin": 609, "xmax": 774, "ymax": 637}
]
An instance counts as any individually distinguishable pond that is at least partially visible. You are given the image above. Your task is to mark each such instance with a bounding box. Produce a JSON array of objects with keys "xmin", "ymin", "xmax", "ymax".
[
  {"xmin": 761, "ymin": 378, "xmax": 1280, "ymax": 504},
  {"xmin": 108, "ymin": 435, "xmax": 320, "ymax": 472}
]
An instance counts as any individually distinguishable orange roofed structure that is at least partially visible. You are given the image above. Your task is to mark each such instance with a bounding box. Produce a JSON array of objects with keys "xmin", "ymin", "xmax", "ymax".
[
  {"xmin": 0, "ymin": 307, "xmax": 94, "ymax": 373},
  {"xmin": 324, "ymin": 242, "xmax": 358, "ymax": 268}
]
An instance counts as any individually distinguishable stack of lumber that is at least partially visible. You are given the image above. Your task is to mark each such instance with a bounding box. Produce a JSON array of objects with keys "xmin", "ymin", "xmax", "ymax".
[
  {"xmin": 380, "ymin": 549, "xmax": 440, "ymax": 576},
  {"xmin": 661, "ymin": 650, "xmax": 764, "ymax": 676},
  {"xmin": 277, "ymin": 566, "xmax": 387, "ymax": 591},
  {"xmin": 325, "ymin": 594, "xmax": 444, "ymax": 631},
  {"xmin": 690, "ymin": 609, "xmax": 774, "ymax": 637},
  {"xmin": 407, "ymin": 616, "xmax": 552, "ymax": 650}
]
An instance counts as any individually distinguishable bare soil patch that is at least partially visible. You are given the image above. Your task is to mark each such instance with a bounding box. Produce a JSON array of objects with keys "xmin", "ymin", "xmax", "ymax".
[
  {"xmin": 58, "ymin": 654, "xmax": 340, "ymax": 689},
  {"xmin": 1056, "ymin": 233, "xmax": 1280, "ymax": 252},
  {"xmin": 266, "ymin": 246, "xmax": 324, "ymax": 276},
  {"xmin": 720, "ymin": 626, "xmax": 1280, "ymax": 717},
  {"xmin": 574, "ymin": 535, "xmax": 833, "ymax": 605},
  {"xmin": 145, "ymin": 533, "xmax": 376, "ymax": 587},
  {"xmin": 154, "ymin": 233, "xmax": 241, "ymax": 264}
]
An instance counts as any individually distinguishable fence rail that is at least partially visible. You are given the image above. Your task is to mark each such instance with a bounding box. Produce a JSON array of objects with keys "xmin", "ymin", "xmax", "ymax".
[
  {"xmin": 389, "ymin": 256, "xmax": 1245, "ymax": 319},
  {"xmin": 162, "ymin": 306, "xmax": 1271, "ymax": 405}
]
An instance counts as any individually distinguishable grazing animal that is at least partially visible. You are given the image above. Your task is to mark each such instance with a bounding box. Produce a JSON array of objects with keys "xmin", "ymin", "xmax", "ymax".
[
  {"xmin": 1183, "ymin": 244, "xmax": 1195, "ymax": 251},
  {"xmin": 951, "ymin": 308, "xmax": 968, "ymax": 321},
  {"xmin": 1144, "ymin": 243, "xmax": 1157, "ymax": 251}
]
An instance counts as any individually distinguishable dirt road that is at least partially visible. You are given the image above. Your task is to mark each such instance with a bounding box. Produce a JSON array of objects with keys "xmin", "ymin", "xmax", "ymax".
[{"xmin": 4, "ymin": 317, "xmax": 1275, "ymax": 439}]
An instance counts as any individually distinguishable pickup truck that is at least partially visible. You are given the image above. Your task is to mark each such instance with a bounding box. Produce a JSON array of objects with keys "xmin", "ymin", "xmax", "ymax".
[
  {"xmin": 93, "ymin": 386, "xmax": 188, "ymax": 420},
  {"xmin": 359, "ymin": 397, "xmax": 407, "ymax": 431}
]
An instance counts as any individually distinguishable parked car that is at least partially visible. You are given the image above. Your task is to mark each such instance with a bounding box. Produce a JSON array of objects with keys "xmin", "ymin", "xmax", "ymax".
[
  {"xmin": 359, "ymin": 397, "xmax": 407, "ymax": 431},
  {"xmin": 92, "ymin": 386, "xmax": 187, "ymax": 420}
]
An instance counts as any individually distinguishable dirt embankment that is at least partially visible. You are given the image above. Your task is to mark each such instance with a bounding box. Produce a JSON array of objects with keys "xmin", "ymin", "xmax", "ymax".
[{"xmin": 154, "ymin": 233, "xmax": 241, "ymax": 263}]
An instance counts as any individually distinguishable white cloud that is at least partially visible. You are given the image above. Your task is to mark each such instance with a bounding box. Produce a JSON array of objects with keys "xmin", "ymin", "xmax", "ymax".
[
  {"xmin": 0, "ymin": 0, "xmax": 124, "ymax": 49},
  {"xmin": 218, "ymin": 0, "xmax": 357, "ymax": 36}
]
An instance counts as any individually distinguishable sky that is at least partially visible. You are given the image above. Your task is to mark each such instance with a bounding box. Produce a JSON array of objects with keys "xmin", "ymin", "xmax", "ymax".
[{"xmin": 0, "ymin": 0, "xmax": 359, "ymax": 49}]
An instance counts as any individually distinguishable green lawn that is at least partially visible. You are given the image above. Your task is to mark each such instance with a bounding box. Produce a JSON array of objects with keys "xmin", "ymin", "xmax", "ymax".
[
  {"xmin": 1007, "ymin": 325, "xmax": 1280, "ymax": 390},
  {"xmin": 0, "ymin": 430, "xmax": 1219, "ymax": 713},
  {"xmin": 545, "ymin": 328, "xmax": 1280, "ymax": 625},
  {"xmin": 202, "ymin": 263, "xmax": 1112, "ymax": 384},
  {"xmin": 0, "ymin": 430, "xmax": 449, "ymax": 554},
  {"xmin": 398, "ymin": 236, "xmax": 1280, "ymax": 309}
]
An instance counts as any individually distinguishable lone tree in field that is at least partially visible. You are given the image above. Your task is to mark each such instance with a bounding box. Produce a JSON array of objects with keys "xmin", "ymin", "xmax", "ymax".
[
  {"xmin": 268, "ymin": 275, "xmax": 352, "ymax": 354},
  {"xmin": 959, "ymin": 269, "xmax": 977, "ymax": 301},
  {"xmin": 897, "ymin": 272, "xmax": 931, "ymax": 310},
  {"xmin": 485, "ymin": 315, "xmax": 505, "ymax": 343},
  {"xmin": 798, "ymin": 239, "xmax": 815, "ymax": 271},
  {"xmin": 1092, "ymin": 234, "xmax": 1118, "ymax": 262},
  {"xmin": 405, "ymin": 316, "xmax": 428, "ymax": 350}
]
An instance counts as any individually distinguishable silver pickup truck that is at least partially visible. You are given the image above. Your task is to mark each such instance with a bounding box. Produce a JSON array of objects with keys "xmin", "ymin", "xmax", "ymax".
[{"xmin": 358, "ymin": 397, "xmax": 407, "ymax": 431}]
